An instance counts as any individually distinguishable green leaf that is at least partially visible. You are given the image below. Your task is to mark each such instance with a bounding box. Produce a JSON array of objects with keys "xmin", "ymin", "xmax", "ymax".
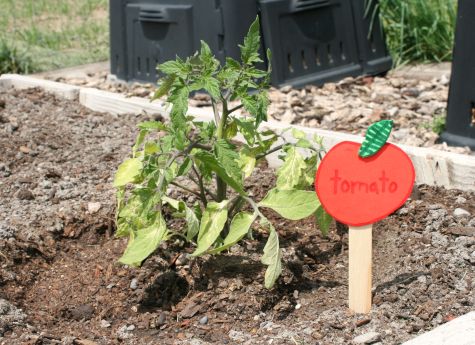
[
  {"xmin": 315, "ymin": 206, "xmax": 332, "ymax": 236},
  {"xmin": 192, "ymin": 201, "xmax": 229, "ymax": 256},
  {"xmin": 200, "ymin": 40, "xmax": 213, "ymax": 61},
  {"xmin": 202, "ymin": 76, "xmax": 220, "ymax": 99},
  {"xmin": 276, "ymin": 147, "xmax": 306, "ymax": 190},
  {"xmin": 195, "ymin": 121, "xmax": 216, "ymax": 141},
  {"xmin": 159, "ymin": 60, "xmax": 184, "ymax": 75},
  {"xmin": 194, "ymin": 151, "xmax": 245, "ymax": 195},
  {"xmin": 240, "ymin": 17, "xmax": 261, "ymax": 64},
  {"xmin": 208, "ymin": 212, "xmax": 256, "ymax": 254},
  {"xmin": 177, "ymin": 157, "xmax": 193, "ymax": 177},
  {"xmin": 261, "ymin": 222, "xmax": 282, "ymax": 289},
  {"xmin": 255, "ymin": 91, "xmax": 269, "ymax": 126},
  {"xmin": 168, "ymin": 86, "xmax": 189, "ymax": 131},
  {"xmin": 259, "ymin": 189, "xmax": 320, "ymax": 220},
  {"xmin": 153, "ymin": 74, "xmax": 176, "ymax": 100},
  {"xmin": 199, "ymin": 41, "xmax": 220, "ymax": 70},
  {"xmin": 215, "ymin": 139, "xmax": 242, "ymax": 186},
  {"xmin": 242, "ymin": 95, "xmax": 259, "ymax": 118},
  {"xmin": 225, "ymin": 57, "xmax": 241, "ymax": 70},
  {"xmin": 119, "ymin": 213, "xmax": 168, "ymax": 266},
  {"xmin": 235, "ymin": 118, "xmax": 257, "ymax": 145},
  {"xmin": 240, "ymin": 91, "xmax": 268, "ymax": 126},
  {"xmin": 174, "ymin": 128, "xmax": 188, "ymax": 151},
  {"xmin": 237, "ymin": 78, "xmax": 259, "ymax": 91},
  {"xmin": 359, "ymin": 120, "xmax": 394, "ymax": 158},
  {"xmin": 246, "ymin": 67, "xmax": 268, "ymax": 78},
  {"xmin": 217, "ymin": 60, "xmax": 240, "ymax": 84},
  {"xmin": 158, "ymin": 134, "xmax": 174, "ymax": 153},
  {"xmin": 188, "ymin": 51, "xmax": 201, "ymax": 66},
  {"xmin": 114, "ymin": 158, "xmax": 142, "ymax": 187},
  {"xmin": 139, "ymin": 189, "xmax": 162, "ymax": 216}
]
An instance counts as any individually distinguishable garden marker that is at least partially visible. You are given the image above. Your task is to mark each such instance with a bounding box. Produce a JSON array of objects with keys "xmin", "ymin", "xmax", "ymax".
[{"xmin": 314, "ymin": 120, "xmax": 415, "ymax": 313}]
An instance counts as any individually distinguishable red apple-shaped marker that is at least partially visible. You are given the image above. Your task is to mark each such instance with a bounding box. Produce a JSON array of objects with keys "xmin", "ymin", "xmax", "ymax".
[
  {"xmin": 315, "ymin": 141, "xmax": 415, "ymax": 226},
  {"xmin": 315, "ymin": 121, "xmax": 415, "ymax": 313}
]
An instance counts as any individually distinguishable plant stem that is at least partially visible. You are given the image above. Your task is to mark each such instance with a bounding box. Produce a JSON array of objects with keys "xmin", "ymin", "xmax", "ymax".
[
  {"xmin": 189, "ymin": 173, "xmax": 217, "ymax": 202},
  {"xmin": 256, "ymin": 144, "xmax": 285, "ymax": 160},
  {"xmin": 228, "ymin": 103, "xmax": 244, "ymax": 114},
  {"xmin": 216, "ymin": 99, "xmax": 229, "ymax": 202},
  {"xmin": 211, "ymin": 98, "xmax": 221, "ymax": 127},
  {"xmin": 216, "ymin": 176, "xmax": 227, "ymax": 202},
  {"xmin": 254, "ymin": 143, "xmax": 323, "ymax": 161},
  {"xmin": 190, "ymin": 164, "xmax": 212, "ymax": 205},
  {"xmin": 170, "ymin": 181, "xmax": 202, "ymax": 199},
  {"xmin": 228, "ymin": 195, "xmax": 245, "ymax": 219},
  {"xmin": 243, "ymin": 196, "xmax": 267, "ymax": 221},
  {"xmin": 157, "ymin": 141, "xmax": 198, "ymax": 212},
  {"xmin": 215, "ymin": 99, "xmax": 230, "ymax": 238},
  {"xmin": 194, "ymin": 143, "xmax": 212, "ymax": 151},
  {"xmin": 216, "ymin": 99, "xmax": 229, "ymax": 140},
  {"xmin": 168, "ymin": 231, "xmax": 188, "ymax": 242}
]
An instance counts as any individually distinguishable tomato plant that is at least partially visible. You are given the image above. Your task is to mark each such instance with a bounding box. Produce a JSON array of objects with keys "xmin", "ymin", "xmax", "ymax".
[{"xmin": 114, "ymin": 18, "xmax": 330, "ymax": 288}]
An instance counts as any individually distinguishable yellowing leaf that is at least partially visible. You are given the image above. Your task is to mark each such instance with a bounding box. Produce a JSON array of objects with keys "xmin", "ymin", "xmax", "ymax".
[
  {"xmin": 298, "ymin": 155, "xmax": 318, "ymax": 188},
  {"xmin": 119, "ymin": 213, "xmax": 168, "ymax": 266},
  {"xmin": 162, "ymin": 196, "xmax": 200, "ymax": 241},
  {"xmin": 115, "ymin": 220, "xmax": 131, "ymax": 238},
  {"xmin": 238, "ymin": 148, "xmax": 256, "ymax": 179},
  {"xmin": 144, "ymin": 142, "xmax": 160, "ymax": 155},
  {"xmin": 114, "ymin": 158, "xmax": 142, "ymax": 187},
  {"xmin": 276, "ymin": 147, "xmax": 306, "ymax": 190},
  {"xmin": 259, "ymin": 189, "xmax": 320, "ymax": 220},
  {"xmin": 224, "ymin": 120, "xmax": 238, "ymax": 139},
  {"xmin": 208, "ymin": 212, "xmax": 256, "ymax": 254},
  {"xmin": 261, "ymin": 223, "xmax": 282, "ymax": 289},
  {"xmin": 185, "ymin": 207, "xmax": 200, "ymax": 241},
  {"xmin": 137, "ymin": 121, "xmax": 168, "ymax": 131},
  {"xmin": 162, "ymin": 196, "xmax": 184, "ymax": 211},
  {"xmin": 192, "ymin": 200, "xmax": 229, "ymax": 256},
  {"xmin": 291, "ymin": 128, "xmax": 306, "ymax": 139}
]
